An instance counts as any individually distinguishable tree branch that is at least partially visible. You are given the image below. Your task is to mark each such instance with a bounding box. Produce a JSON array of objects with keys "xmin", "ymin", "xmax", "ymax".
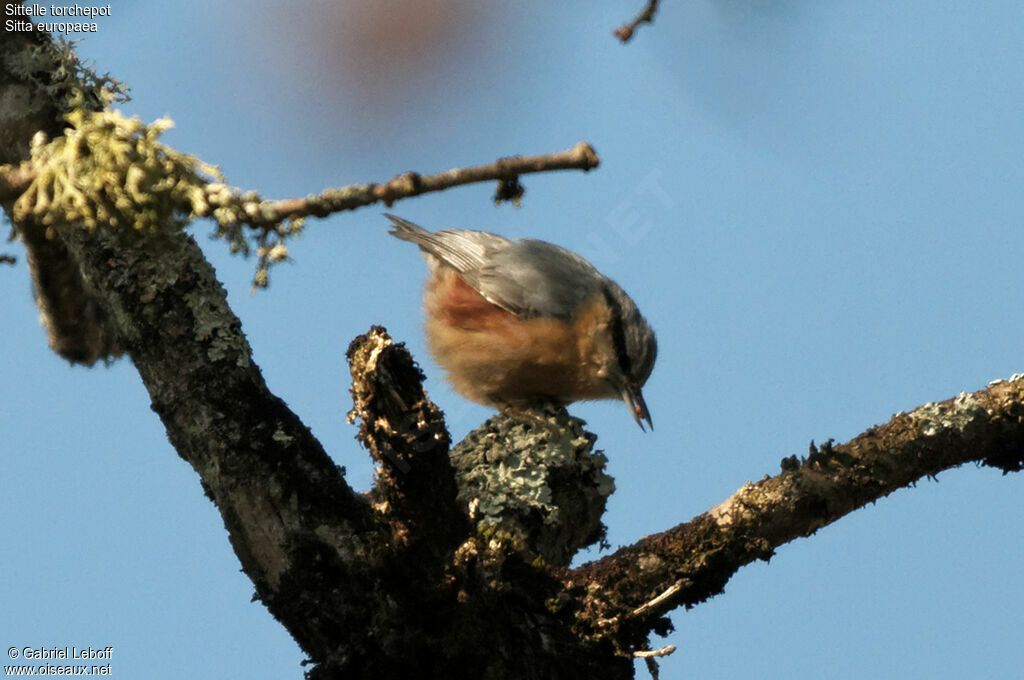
[
  {"xmin": 614, "ymin": 0, "xmax": 659, "ymax": 43},
  {"xmin": 566, "ymin": 378, "xmax": 1024, "ymax": 647},
  {"xmin": 346, "ymin": 326, "xmax": 467, "ymax": 568},
  {"xmin": 0, "ymin": 142, "xmax": 600, "ymax": 211},
  {"xmin": 251, "ymin": 141, "xmax": 600, "ymax": 223}
]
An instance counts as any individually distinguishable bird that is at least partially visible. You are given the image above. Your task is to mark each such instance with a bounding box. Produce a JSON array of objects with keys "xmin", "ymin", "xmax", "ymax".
[{"xmin": 386, "ymin": 214, "xmax": 657, "ymax": 430}]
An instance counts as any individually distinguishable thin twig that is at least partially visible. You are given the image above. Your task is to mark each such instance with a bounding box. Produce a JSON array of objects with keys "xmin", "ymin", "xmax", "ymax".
[
  {"xmin": 631, "ymin": 579, "xmax": 689, "ymax": 619},
  {"xmin": 594, "ymin": 578, "xmax": 690, "ymax": 629},
  {"xmin": 614, "ymin": 0, "xmax": 659, "ymax": 43},
  {"xmin": 261, "ymin": 141, "xmax": 600, "ymax": 223},
  {"xmin": 634, "ymin": 645, "xmax": 676, "ymax": 659}
]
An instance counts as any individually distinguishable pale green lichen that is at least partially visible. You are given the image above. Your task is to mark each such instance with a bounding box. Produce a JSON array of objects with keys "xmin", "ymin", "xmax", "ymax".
[
  {"xmin": 4, "ymin": 39, "xmax": 304, "ymax": 289},
  {"xmin": 12, "ymin": 107, "xmax": 216, "ymax": 233}
]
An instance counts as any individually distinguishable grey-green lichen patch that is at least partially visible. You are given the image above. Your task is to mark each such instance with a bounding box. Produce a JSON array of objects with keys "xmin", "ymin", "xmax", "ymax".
[
  {"xmin": 907, "ymin": 392, "xmax": 989, "ymax": 439},
  {"xmin": 182, "ymin": 287, "xmax": 250, "ymax": 367},
  {"xmin": 449, "ymin": 404, "xmax": 614, "ymax": 567},
  {"xmin": 272, "ymin": 428, "xmax": 295, "ymax": 445},
  {"xmin": 0, "ymin": 84, "xmax": 34, "ymax": 121},
  {"xmin": 3, "ymin": 36, "xmax": 129, "ymax": 118}
]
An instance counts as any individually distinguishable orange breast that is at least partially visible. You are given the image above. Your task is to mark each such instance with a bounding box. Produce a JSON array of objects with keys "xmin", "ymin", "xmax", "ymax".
[{"xmin": 421, "ymin": 266, "xmax": 614, "ymax": 407}]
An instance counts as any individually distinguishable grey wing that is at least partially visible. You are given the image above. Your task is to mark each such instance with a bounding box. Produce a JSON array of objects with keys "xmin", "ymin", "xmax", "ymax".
[
  {"xmin": 386, "ymin": 214, "xmax": 604, "ymax": 320},
  {"xmin": 386, "ymin": 214, "xmax": 508, "ymax": 274},
  {"xmin": 473, "ymin": 239, "xmax": 606, "ymax": 320}
]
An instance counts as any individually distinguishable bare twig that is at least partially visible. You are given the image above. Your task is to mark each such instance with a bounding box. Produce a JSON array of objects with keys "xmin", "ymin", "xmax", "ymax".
[
  {"xmin": 595, "ymin": 578, "xmax": 691, "ymax": 628},
  {"xmin": 636, "ymin": 645, "xmax": 675, "ymax": 680},
  {"xmin": 633, "ymin": 645, "xmax": 676, "ymax": 659},
  {"xmin": 630, "ymin": 579, "xmax": 688, "ymax": 619},
  {"xmin": 260, "ymin": 141, "xmax": 600, "ymax": 223},
  {"xmin": 614, "ymin": 0, "xmax": 659, "ymax": 43},
  {"xmin": 0, "ymin": 253, "xmax": 15, "ymax": 265}
]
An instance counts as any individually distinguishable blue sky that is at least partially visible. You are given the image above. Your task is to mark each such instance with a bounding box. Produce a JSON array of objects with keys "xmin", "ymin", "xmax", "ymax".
[{"xmin": 3, "ymin": 2, "xmax": 1022, "ymax": 678}]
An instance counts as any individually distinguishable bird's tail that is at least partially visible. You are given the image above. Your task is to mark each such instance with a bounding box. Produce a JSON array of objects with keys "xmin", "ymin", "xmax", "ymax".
[{"xmin": 384, "ymin": 213, "xmax": 431, "ymax": 243}]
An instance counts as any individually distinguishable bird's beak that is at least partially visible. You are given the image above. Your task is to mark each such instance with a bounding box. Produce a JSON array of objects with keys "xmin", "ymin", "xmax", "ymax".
[{"xmin": 620, "ymin": 384, "xmax": 653, "ymax": 431}]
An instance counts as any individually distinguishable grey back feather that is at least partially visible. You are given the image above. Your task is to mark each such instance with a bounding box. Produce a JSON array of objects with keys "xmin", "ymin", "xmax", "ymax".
[{"xmin": 386, "ymin": 214, "xmax": 605, "ymax": 320}]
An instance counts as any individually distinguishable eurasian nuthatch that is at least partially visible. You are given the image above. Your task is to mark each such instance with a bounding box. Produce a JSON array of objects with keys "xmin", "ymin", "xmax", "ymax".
[{"xmin": 386, "ymin": 214, "xmax": 657, "ymax": 430}]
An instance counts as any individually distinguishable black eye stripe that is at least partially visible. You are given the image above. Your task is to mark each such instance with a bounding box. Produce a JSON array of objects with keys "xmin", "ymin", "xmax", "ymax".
[{"xmin": 601, "ymin": 285, "xmax": 632, "ymax": 378}]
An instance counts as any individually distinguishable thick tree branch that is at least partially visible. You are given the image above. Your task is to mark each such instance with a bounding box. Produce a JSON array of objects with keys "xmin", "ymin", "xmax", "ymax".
[
  {"xmin": 346, "ymin": 326, "xmax": 467, "ymax": 569},
  {"xmin": 15, "ymin": 214, "xmax": 123, "ymax": 363},
  {"xmin": 566, "ymin": 378, "xmax": 1024, "ymax": 647},
  {"xmin": 55, "ymin": 219, "xmax": 384, "ymax": 665}
]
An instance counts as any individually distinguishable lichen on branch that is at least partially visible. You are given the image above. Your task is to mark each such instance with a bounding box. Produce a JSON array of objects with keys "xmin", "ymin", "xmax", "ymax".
[
  {"xmin": 3, "ymin": 97, "xmax": 601, "ymax": 290},
  {"xmin": 7, "ymin": 99, "xmax": 303, "ymax": 289},
  {"xmin": 12, "ymin": 107, "xmax": 214, "ymax": 233},
  {"xmin": 450, "ymin": 406, "xmax": 614, "ymax": 568}
]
